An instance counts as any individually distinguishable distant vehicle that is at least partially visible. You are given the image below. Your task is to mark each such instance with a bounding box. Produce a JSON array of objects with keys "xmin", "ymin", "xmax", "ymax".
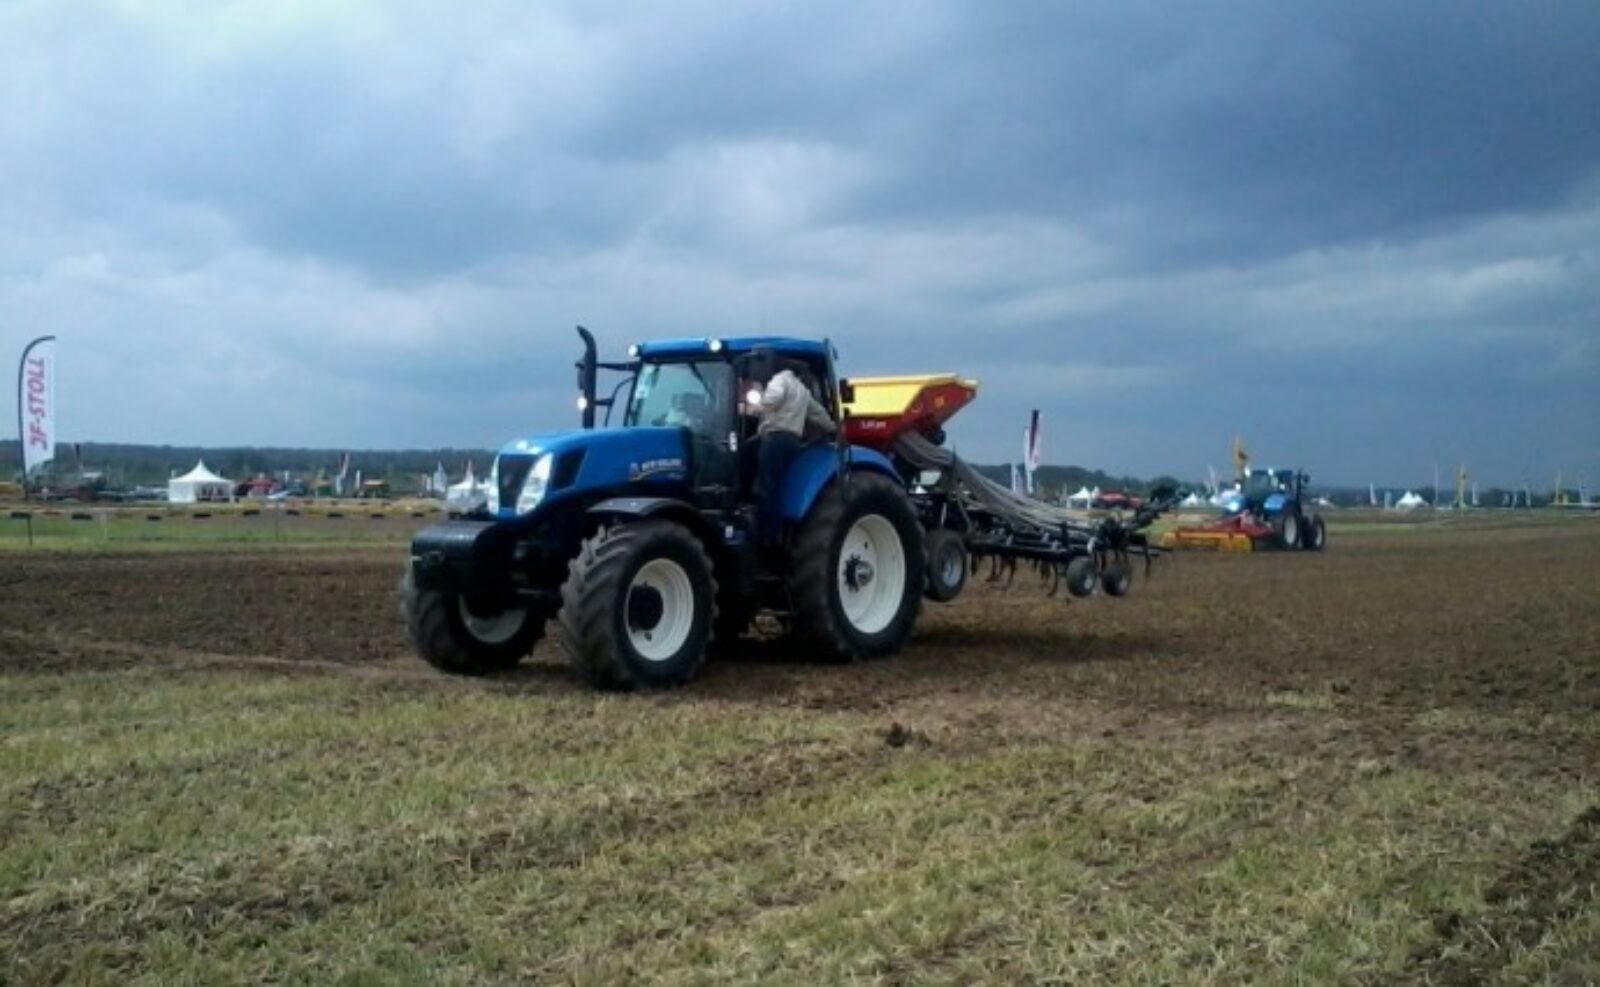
[
  {"xmin": 1164, "ymin": 467, "xmax": 1327, "ymax": 552},
  {"xmin": 1093, "ymin": 491, "xmax": 1143, "ymax": 511}
]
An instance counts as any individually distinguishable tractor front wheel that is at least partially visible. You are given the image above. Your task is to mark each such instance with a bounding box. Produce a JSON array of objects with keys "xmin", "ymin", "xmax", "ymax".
[
  {"xmin": 791, "ymin": 473, "xmax": 925, "ymax": 661},
  {"xmin": 559, "ymin": 520, "xmax": 716, "ymax": 690},
  {"xmin": 402, "ymin": 569, "xmax": 543, "ymax": 676}
]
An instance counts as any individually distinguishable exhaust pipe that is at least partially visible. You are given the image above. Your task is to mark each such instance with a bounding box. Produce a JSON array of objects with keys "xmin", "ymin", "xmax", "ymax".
[{"xmin": 576, "ymin": 325, "xmax": 598, "ymax": 430}]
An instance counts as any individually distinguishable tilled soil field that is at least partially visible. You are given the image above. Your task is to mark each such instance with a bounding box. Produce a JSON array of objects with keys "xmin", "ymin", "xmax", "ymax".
[{"xmin": 3, "ymin": 516, "xmax": 1598, "ymax": 982}]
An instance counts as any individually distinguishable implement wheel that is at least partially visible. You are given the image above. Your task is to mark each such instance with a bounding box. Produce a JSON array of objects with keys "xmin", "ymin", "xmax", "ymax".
[
  {"xmin": 790, "ymin": 472, "xmax": 925, "ymax": 661},
  {"xmin": 1064, "ymin": 556, "xmax": 1098, "ymax": 598},
  {"xmin": 402, "ymin": 569, "xmax": 543, "ymax": 676},
  {"xmin": 1101, "ymin": 561, "xmax": 1132, "ymax": 597},
  {"xmin": 924, "ymin": 528, "xmax": 969, "ymax": 603},
  {"xmin": 560, "ymin": 520, "xmax": 716, "ymax": 690}
]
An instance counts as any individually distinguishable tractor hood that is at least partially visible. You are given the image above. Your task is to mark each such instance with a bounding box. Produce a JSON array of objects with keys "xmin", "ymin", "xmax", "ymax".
[{"xmin": 490, "ymin": 427, "xmax": 689, "ymax": 521}]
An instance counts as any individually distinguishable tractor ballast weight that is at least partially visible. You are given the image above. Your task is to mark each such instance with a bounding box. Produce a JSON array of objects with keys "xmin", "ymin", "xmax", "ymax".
[{"xmin": 404, "ymin": 331, "xmax": 1169, "ymax": 691}]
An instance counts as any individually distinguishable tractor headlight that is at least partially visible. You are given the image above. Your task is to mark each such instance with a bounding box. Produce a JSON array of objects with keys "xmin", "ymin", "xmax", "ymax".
[
  {"xmin": 486, "ymin": 460, "xmax": 501, "ymax": 513},
  {"xmin": 517, "ymin": 454, "xmax": 553, "ymax": 513}
]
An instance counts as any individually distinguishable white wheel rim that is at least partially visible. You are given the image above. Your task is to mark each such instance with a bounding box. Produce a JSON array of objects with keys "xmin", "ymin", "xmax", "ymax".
[
  {"xmin": 626, "ymin": 558, "xmax": 696, "ymax": 661},
  {"xmin": 1284, "ymin": 515, "xmax": 1299, "ymax": 545},
  {"xmin": 458, "ymin": 598, "xmax": 528, "ymax": 645},
  {"xmin": 837, "ymin": 514, "xmax": 907, "ymax": 635}
]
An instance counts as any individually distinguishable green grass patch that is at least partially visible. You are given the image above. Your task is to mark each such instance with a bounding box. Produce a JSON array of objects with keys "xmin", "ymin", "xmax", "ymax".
[{"xmin": 4, "ymin": 662, "xmax": 1594, "ymax": 983}]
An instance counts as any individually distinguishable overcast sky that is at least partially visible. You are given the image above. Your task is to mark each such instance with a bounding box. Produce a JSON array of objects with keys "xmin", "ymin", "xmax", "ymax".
[{"xmin": 3, "ymin": 1, "xmax": 1596, "ymax": 486}]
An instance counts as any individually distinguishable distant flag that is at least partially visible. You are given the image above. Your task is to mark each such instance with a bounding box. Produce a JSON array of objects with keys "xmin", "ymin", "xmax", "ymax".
[
  {"xmin": 432, "ymin": 462, "xmax": 448, "ymax": 496},
  {"xmin": 1024, "ymin": 411, "xmax": 1042, "ymax": 495},
  {"xmin": 1207, "ymin": 465, "xmax": 1219, "ymax": 497},
  {"xmin": 1383, "ymin": 491, "xmax": 1392, "ymax": 510},
  {"xmin": 1010, "ymin": 463, "xmax": 1024, "ymax": 494},
  {"xmin": 1369, "ymin": 483, "xmax": 1378, "ymax": 507},
  {"xmin": 335, "ymin": 452, "xmax": 351, "ymax": 496},
  {"xmin": 17, "ymin": 335, "xmax": 57, "ymax": 478},
  {"xmin": 354, "ymin": 468, "xmax": 362, "ymax": 492}
]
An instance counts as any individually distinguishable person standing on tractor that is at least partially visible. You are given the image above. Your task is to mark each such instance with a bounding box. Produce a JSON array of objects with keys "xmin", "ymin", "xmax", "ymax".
[{"xmin": 744, "ymin": 348, "xmax": 836, "ymax": 547}]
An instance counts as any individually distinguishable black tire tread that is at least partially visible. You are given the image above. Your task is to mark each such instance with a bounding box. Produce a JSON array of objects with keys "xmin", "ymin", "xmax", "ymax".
[
  {"xmin": 401, "ymin": 570, "xmax": 540, "ymax": 676},
  {"xmin": 923, "ymin": 528, "xmax": 968, "ymax": 603},
  {"xmin": 790, "ymin": 472, "xmax": 924, "ymax": 662},
  {"xmin": 558, "ymin": 520, "xmax": 717, "ymax": 690}
]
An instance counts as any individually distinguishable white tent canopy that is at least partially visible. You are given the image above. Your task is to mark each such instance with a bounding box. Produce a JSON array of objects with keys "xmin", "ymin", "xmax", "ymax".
[
  {"xmin": 1065, "ymin": 485, "xmax": 1094, "ymax": 507},
  {"xmin": 169, "ymin": 460, "xmax": 232, "ymax": 504},
  {"xmin": 1180, "ymin": 491, "xmax": 1207, "ymax": 508},
  {"xmin": 1395, "ymin": 490, "xmax": 1428, "ymax": 511},
  {"xmin": 446, "ymin": 462, "xmax": 494, "ymax": 511}
]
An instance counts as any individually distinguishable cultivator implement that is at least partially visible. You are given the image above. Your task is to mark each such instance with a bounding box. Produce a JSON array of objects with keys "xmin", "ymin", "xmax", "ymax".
[
  {"xmin": 844, "ymin": 376, "xmax": 1172, "ymax": 601},
  {"xmin": 1159, "ymin": 516, "xmax": 1262, "ymax": 552}
]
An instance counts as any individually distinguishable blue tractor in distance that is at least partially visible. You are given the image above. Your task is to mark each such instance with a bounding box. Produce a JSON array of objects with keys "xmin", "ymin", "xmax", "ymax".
[
  {"xmin": 1224, "ymin": 468, "xmax": 1327, "ymax": 550},
  {"xmin": 403, "ymin": 329, "xmax": 928, "ymax": 690}
]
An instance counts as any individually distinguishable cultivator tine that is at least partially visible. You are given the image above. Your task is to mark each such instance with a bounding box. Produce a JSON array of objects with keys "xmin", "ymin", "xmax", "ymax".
[{"xmin": 1045, "ymin": 563, "xmax": 1061, "ymax": 597}]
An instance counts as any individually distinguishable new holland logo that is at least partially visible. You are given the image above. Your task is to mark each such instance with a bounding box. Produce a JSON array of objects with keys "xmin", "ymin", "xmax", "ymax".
[{"xmin": 629, "ymin": 457, "xmax": 685, "ymax": 480}]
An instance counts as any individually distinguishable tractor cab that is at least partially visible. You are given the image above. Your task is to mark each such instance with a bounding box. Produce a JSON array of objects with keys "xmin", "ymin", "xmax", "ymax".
[{"xmin": 597, "ymin": 335, "xmax": 845, "ymax": 504}]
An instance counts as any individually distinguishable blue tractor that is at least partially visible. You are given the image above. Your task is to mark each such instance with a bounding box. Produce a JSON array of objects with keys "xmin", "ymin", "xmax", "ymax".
[
  {"xmin": 1226, "ymin": 468, "xmax": 1328, "ymax": 550},
  {"xmin": 403, "ymin": 329, "xmax": 927, "ymax": 689}
]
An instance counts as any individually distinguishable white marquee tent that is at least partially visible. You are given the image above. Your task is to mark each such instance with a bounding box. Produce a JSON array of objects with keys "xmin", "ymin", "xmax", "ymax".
[
  {"xmin": 1065, "ymin": 486, "xmax": 1094, "ymax": 507},
  {"xmin": 169, "ymin": 461, "xmax": 233, "ymax": 504},
  {"xmin": 1394, "ymin": 490, "xmax": 1428, "ymax": 511},
  {"xmin": 446, "ymin": 463, "xmax": 494, "ymax": 512}
]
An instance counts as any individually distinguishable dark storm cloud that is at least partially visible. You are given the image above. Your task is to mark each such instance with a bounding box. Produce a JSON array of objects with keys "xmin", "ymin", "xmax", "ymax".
[{"xmin": 1, "ymin": 0, "xmax": 1595, "ymax": 485}]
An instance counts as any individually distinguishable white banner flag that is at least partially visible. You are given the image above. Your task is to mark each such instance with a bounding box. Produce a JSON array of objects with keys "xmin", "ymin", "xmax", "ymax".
[
  {"xmin": 1024, "ymin": 410, "xmax": 1041, "ymax": 495},
  {"xmin": 19, "ymin": 336, "xmax": 57, "ymax": 475}
]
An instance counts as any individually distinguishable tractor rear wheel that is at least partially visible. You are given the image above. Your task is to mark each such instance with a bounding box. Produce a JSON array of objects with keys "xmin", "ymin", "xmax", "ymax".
[
  {"xmin": 790, "ymin": 472, "xmax": 925, "ymax": 661},
  {"xmin": 559, "ymin": 520, "xmax": 716, "ymax": 690},
  {"xmin": 1273, "ymin": 511, "xmax": 1301, "ymax": 550},
  {"xmin": 923, "ymin": 528, "xmax": 969, "ymax": 603},
  {"xmin": 1302, "ymin": 515, "xmax": 1327, "ymax": 551},
  {"xmin": 402, "ymin": 568, "xmax": 543, "ymax": 676}
]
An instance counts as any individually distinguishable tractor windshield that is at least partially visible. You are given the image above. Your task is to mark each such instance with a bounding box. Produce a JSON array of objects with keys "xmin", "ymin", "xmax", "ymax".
[
  {"xmin": 625, "ymin": 360, "xmax": 734, "ymax": 439},
  {"xmin": 1243, "ymin": 471, "xmax": 1277, "ymax": 501}
]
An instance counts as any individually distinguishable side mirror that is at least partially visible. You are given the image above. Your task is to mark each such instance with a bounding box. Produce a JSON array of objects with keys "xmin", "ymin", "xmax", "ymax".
[{"xmin": 838, "ymin": 379, "xmax": 856, "ymax": 404}]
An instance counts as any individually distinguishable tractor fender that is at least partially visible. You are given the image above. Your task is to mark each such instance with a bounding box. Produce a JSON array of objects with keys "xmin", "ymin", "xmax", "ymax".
[
  {"xmin": 780, "ymin": 445, "xmax": 901, "ymax": 522},
  {"xmin": 587, "ymin": 497, "xmax": 720, "ymax": 546}
]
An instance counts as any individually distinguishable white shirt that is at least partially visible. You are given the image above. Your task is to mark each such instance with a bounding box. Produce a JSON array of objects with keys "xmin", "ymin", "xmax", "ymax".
[{"xmin": 756, "ymin": 370, "xmax": 835, "ymax": 437}]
